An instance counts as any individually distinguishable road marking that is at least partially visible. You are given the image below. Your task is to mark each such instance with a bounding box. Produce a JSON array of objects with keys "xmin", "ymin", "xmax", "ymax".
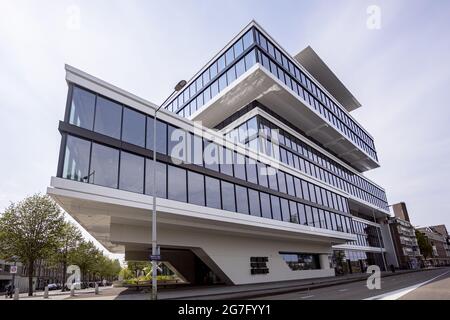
[
  {"xmin": 338, "ymin": 289, "xmax": 348, "ymax": 292},
  {"xmin": 299, "ymin": 295, "xmax": 314, "ymax": 299},
  {"xmin": 364, "ymin": 271, "xmax": 450, "ymax": 300}
]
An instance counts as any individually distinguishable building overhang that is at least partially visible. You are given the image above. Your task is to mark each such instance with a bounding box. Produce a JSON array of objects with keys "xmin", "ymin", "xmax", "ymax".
[
  {"xmin": 47, "ymin": 177, "xmax": 355, "ymax": 253},
  {"xmin": 294, "ymin": 46, "xmax": 362, "ymax": 112},
  {"xmin": 190, "ymin": 64, "xmax": 379, "ymax": 172},
  {"xmin": 348, "ymin": 197, "xmax": 390, "ymax": 222}
]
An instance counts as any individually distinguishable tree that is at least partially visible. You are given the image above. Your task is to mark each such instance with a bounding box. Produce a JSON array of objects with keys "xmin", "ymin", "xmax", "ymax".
[
  {"xmin": 50, "ymin": 221, "xmax": 82, "ymax": 290},
  {"xmin": 127, "ymin": 261, "xmax": 151, "ymax": 278},
  {"xmin": 0, "ymin": 194, "xmax": 65, "ymax": 296},
  {"xmin": 69, "ymin": 240, "xmax": 101, "ymax": 282},
  {"xmin": 416, "ymin": 230, "xmax": 433, "ymax": 259}
]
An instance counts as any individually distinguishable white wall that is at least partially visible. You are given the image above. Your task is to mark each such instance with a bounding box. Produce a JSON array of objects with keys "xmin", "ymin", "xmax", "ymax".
[{"xmin": 111, "ymin": 223, "xmax": 335, "ymax": 285}]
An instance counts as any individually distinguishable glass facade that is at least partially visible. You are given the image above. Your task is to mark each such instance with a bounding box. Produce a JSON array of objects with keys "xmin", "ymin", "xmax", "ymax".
[
  {"xmin": 60, "ymin": 85, "xmax": 355, "ymax": 235},
  {"xmin": 164, "ymin": 26, "xmax": 377, "ymax": 162},
  {"xmin": 348, "ymin": 219, "xmax": 384, "ymax": 248},
  {"xmin": 224, "ymin": 112, "xmax": 388, "ymax": 211},
  {"xmin": 253, "ymin": 28, "xmax": 377, "ymax": 161},
  {"xmin": 164, "ymin": 29, "xmax": 256, "ymax": 117},
  {"xmin": 333, "ymin": 250, "xmax": 386, "ymax": 274}
]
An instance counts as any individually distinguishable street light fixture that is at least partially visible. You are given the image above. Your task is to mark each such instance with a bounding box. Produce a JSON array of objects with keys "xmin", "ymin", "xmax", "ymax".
[{"xmin": 151, "ymin": 80, "xmax": 186, "ymax": 300}]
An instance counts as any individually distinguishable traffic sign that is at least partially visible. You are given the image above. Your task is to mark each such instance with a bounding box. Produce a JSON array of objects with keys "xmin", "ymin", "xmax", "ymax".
[
  {"xmin": 150, "ymin": 255, "xmax": 161, "ymax": 261},
  {"xmin": 10, "ymin": 266, "xmax": 17, "ymax": 274}
]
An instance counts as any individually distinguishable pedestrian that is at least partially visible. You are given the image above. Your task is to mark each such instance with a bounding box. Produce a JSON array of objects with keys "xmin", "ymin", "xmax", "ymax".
[
  {"xmin": 4, "ymin": 284, "xmax": 11, "ymax": 299},
  {"xmin": 390, "ymin": 264, "xmax": 395, "ymax": 273}
]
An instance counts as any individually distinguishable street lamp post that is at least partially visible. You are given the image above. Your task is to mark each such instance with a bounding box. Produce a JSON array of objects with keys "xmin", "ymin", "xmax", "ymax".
[{"xmin": 151, "ymin": 80, "xmax": 186, "ymax": 300}]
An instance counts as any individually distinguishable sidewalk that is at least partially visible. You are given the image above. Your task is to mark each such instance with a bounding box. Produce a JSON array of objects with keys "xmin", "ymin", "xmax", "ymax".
[{"xmin": 0, "ymin": 286, "xmax": 115, "ymax": 300}]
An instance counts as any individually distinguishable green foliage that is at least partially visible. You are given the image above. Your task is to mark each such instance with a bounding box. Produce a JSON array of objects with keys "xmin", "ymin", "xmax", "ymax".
[
  {"xmin": 127, "ymin": 261, "xmax": 151, "ymax": 277},
  {"xmin": 119, "ymin": 267, "xmax": 133, "ymax": 280},
  {"xmin": 0, "ymin": 194, "xmax": 121, "ymax": 293},
  {"xmin": 0, "ymin": 194, "xmax": 66, "ymax": 263},
  {"xmin": 0, "ymin": 194, "xmax": 66, "ymax": 296},
  {"xmin": 416, "ymin": 230, "xmax": 433, "ymax": 259}
]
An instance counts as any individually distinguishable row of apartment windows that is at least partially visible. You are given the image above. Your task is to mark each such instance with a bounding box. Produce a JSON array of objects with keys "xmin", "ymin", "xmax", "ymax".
[
  {"xmin": 68, "ymin": 85, "xmax": 349, "ymax": 214},
  {"xmin": 62, "ymin": 134, "xmax": 353, "ymax": 234},
  {"xmin": 225, "ymin": 115, "xmax": 387, "ymax": 211},
  {"xmin": 253, "ymin": 29, "xmax": 377, "ymax": 160}
]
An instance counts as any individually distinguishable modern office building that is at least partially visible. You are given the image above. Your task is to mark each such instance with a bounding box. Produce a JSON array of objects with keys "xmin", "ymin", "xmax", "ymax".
[
  {"xmin": 387, "ymin": 202, "xmax": 421, "ymax": 269},
  {"xmin": 47, "ymin": 21, "xmax": 392, "ymax": 285}
]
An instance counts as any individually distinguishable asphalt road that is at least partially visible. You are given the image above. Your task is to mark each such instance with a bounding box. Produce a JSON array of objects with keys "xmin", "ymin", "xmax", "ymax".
[{"xmin": 254, "ymin": 267, "xmax": 450, "ymax": 300}]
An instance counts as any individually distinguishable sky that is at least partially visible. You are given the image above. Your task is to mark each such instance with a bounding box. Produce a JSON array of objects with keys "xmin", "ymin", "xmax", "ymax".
[{"xmin": 1, "ymin": 0, "xmax": 450, "ymax": 257}]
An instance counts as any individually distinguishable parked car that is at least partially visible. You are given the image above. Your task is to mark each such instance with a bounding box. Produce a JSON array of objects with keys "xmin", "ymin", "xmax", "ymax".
[{"xmin": 47, "ymin": 283, "xmax": 58, "ymax": 290}]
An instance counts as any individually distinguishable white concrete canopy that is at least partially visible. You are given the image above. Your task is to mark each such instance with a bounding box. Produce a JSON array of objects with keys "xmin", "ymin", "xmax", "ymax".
[{"xmin": 294, "ymin": 46, "xmax": 362, "ymax": 112}]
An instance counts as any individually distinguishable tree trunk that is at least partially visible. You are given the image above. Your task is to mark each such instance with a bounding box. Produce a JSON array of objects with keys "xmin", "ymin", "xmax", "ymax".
[
  {"xmin": 28, "ymin": 261, "xmax": 34, "ymax": 296},
  {"xmin": 62, "ymin": 261, "xmax": 67, "ymax": 291}
]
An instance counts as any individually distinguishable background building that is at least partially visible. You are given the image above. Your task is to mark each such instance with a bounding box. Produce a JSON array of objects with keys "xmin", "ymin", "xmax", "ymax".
[
  {"xmin": 0, "ymin": 259, "xmax": 63, "ymax": 293},
  {"xmin": 48, "ymin": 21, "xmax": 393, "ymax": 285},
  {"xmin": 417, "ymin": 226, "xmax": 450, "ymax": 267},
  {"xmin": 387, "ymin": 202, "xmax": 421, "ymax": 269}
]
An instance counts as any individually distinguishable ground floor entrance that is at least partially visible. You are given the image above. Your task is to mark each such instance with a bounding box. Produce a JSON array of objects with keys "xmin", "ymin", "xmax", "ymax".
[{"xmin": 333, "ymin": 250, "xmax": 386, "ymax": 275}]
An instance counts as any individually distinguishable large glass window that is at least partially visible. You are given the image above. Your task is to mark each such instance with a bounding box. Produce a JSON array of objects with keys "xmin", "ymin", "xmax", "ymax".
[
  {"xmin": 268, "ymin": 170, "xmax": 278, "ymax": 191},
  {"xmin": 69, "ymin": 87, "xmax": 95, "ymax": 130},
  {"xmin": 168, "ymin": 125, "xmax": 187, "ymax": 162},
  {"xmin": 122, "ymin": 107, "xmax": 146, "ymax": 147},
  {"xmin": 242, "ymin": 29, "xmax": 254, "ymax": 50},
  {"xmin": 221, "ymin": 181, "xmax": 236, "ymax": 212},
  {"xmin": 260, "ymin": 193, "xmax": 272, "ymax": 219},
  {"xmin": 248, "ymin": 189, "xmax": 261, "ymax": 217},
  {"xmin": 277, "ymin": 171, "xmax": 287, "ymax": 193},
  {"xmin": 235, "ymin": 186, "xmax": 249, "ymax": 214},
  {"xmin": 280, "ymin": 198, "xmax": 290, "ymax": 222},
  {"xmin": 220, "ymin": 147, "xmax": 234, "ymax": 176},
  {"xmin": 167, "ymin": 165, "xmax": 187, "ymax": 202},
  {"xmin": 280, "ymin": 252, "xmax": 320, "ymax": 270},
  {"xmin": 119, "ymin": 152, "xmax": 144, "ymax": 193},
  {"xmin": 234, "ymin": 152, "xmax": 246, "ymax": 180},
  {"xmin": 246, "ymin": 157, "xmax": 258, "ymax": 184},
  {"xmin": 188, "ymin": 171, "xmax": 205, "ymax": 206},
  {"xmin": 63, "ymin": 135, "xmax": 91, "ymax": 182},
  {"xmin": 205, "ymin": 176, "xmax": 221, "ymax": 209},
  {"xmin": 289, "ymin": 201, "xmax": 299, "ymax": 224},
  {"xmin": 145, "ymin": 160, "xmax": 167, "ymax": 198},
  {"xmin": 204, "ymin": 141, "xmax": 219, "ymax": 172},
  {"xmin": 298, "ymin": 203, "xmax": 307, "ymax": 225},
  {"xmin": 257, "ymin": 163, "xmax": 268, "ymax": 188},
  {"xmin": 94, "ymin": 96, "xmax": 122, "ymax": 139},
  {"xmin": 89, "ymin": 143, "xmax": 119, "ymax": 188},
  {"xmin": 270, "ymin": 195, "xmax": 281, "ymax": 221},
  {"xmin": 147, "ymin": 118, "xmax": 167, "ymax": 155}
]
